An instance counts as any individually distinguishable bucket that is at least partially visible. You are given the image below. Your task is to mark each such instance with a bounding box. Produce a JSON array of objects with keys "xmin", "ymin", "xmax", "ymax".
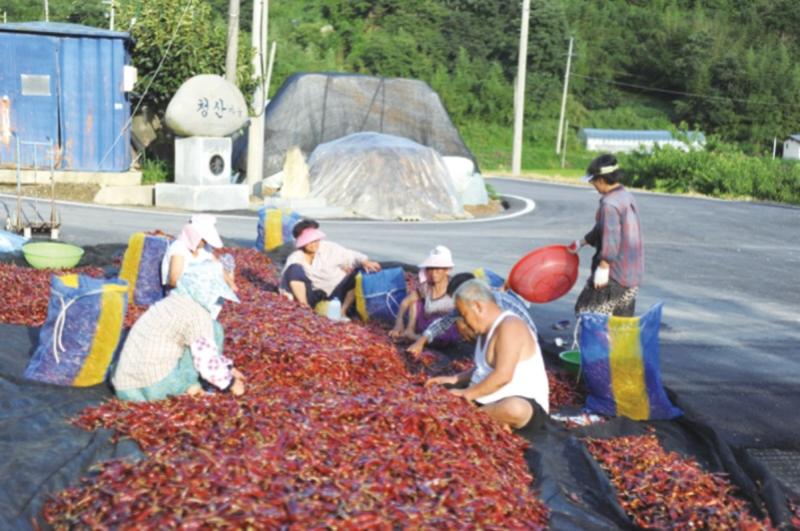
[{"xmin": 559, "ymin": 349, "xmax": 581, "ymax": 377}]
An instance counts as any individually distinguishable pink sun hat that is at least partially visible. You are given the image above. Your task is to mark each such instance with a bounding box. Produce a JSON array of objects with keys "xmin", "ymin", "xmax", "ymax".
[{"xmin": 295, "ymin": 227, "xmax": 326, "ymax": 249}]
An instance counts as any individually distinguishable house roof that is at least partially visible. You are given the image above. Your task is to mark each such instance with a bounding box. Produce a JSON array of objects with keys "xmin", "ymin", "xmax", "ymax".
[
  {"xmin": 579, "ymin": 129, "xmax": 674, "ymax": 141},
  {"xmin": 0, "ymin": 22, "xmax": 131, "ymax": 41},
  {"xmin": 579, "ymin": 128, "xmax": 706, "ymax": 143},
  {"xmin": 788, "ymin": 134, "xmax": 800, "ymax": 143}
]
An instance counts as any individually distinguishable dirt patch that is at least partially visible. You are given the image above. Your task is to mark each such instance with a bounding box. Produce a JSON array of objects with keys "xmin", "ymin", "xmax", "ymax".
[
  {"xmin": 0, "ymin": 183, "xmax": 100, "ymax": 203},
  {"xmin": 464, "ymin": 199, "xmax": 504, "ymax": 218}
]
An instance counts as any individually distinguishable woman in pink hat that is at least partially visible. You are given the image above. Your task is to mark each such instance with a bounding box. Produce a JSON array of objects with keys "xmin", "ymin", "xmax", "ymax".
[
  {"xmin": 390, "ymin": 245, "xmax": 460, "ymax": 344},
  {"xmin": 280, "ymin": 219, "xmax": 381, "ymax": 317}
]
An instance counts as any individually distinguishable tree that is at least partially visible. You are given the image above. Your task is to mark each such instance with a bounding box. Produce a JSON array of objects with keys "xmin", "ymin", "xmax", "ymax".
[
  {"xmin": 3, "ymin": 0, "xmax": 108, "ymax": 27},
  {"xmin": 116, "ymin": 0, "xmax": 256, "ymax": 116}
]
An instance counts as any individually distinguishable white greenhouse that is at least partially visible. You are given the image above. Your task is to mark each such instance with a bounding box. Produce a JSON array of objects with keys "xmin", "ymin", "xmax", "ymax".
[{"xmin": 579, "ymin": 129, "xmax": 705, "ymax": 154}]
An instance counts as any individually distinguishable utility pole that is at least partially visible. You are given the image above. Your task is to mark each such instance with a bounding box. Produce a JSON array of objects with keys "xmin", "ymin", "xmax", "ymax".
[
  {"xmin": 265, "ymin": 42, "xmax": 277, "ymax": 98},
  {"xmin": 102, "ymin": 1, "xmax": 115, "ymax": 30},
  {"xmin": 44, "ymin": 0, "xmax": 49, "ymax": 22},
  {"xmin": 246, "ymin": 0, "xmax": 268, "ymax": 190},
  {"xmin": 560, "ymin": 120, "xmax": 569, "ymax": 168},
  {"xmin": 512, "ymin": 0, "xmax": 530, "ymax": 176},
  {"xmin": 225, "ymin": 0, "xmax": 240, "ymax": 85},
  {"xmin": 556, "ymin": 37, "xmax": 574, "ymax": 155},
  {"xmin": 772, "ymin": 137, "xmax": 777, "ymax": 160}
]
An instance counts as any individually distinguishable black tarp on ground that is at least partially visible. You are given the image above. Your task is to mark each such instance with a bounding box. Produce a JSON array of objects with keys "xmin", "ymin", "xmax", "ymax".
[
  {"xmin": 0, "ymin": 323, "xmax": 142, "ymax": 530},
  {"xmin": 1, "ymin": 246, "xmax": 797, "ymax": 529},
  {"xmin": 522, "ymin": 413, "xmax": 796, "ymax": 529}
]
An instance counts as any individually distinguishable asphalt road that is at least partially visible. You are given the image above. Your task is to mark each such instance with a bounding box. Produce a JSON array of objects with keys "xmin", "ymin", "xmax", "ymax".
[{"xmin": 3, "ymin": 178, "xmax": 799, "ymax": 449}]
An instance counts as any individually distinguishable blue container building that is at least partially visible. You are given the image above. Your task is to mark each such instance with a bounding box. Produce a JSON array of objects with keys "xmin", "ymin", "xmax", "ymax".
[{"xmin": 0, "ymin": 22, "xmax": 133, "ymax": 172}]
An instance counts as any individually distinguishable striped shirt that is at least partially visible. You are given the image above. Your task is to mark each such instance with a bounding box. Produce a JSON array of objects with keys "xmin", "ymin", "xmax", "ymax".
[
  {"xmin": 422, "ymin": 290, "xmax": 536, "ymax": 342},
  {"xmin": 113, "ymin": 294, "xmax": 219, "ymax": 390},
  {"xmin": 584, "ymin": 186, "xmax": 644, "ymax": 288}
]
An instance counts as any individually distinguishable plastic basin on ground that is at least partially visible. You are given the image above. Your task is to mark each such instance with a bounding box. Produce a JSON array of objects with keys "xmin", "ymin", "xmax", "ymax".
[
  {"xmin": 559, "ymin": 349, "xmax": 581, "ymax": 376},
  {"xmin": 22, "ymin": 241, "xmax": 84, "ymax": 269},
  {"xmin": 508, "ymin": 244, "xmax": 579, "ymax": 303}
]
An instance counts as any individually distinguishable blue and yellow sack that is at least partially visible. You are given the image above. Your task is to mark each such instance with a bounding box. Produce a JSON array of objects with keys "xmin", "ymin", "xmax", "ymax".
[
  {"xmin": 355, "ymin": 267, "xmax": 407, "ymax": 323},
  {"xmin": 24, "ymin": 274, "xmax": 129, "ymax": 387},
  {"xmin": 256, "ymin": 207, "xmax": 302, "ymax": 252},
  {"xmin": 473, "ymin": 267, "xmax": 505, "ymax": 289},
  {"xmin": 578, "ymin": 302, "xmax": 682, "ymax": 420},
  {"xmin": 119, "ymin": 232, "xmax": 169, "ymax": 306}
]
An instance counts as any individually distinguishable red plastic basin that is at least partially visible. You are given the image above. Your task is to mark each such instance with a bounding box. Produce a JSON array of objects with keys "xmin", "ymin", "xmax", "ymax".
[{"xmin": 508, "ymin": 244, "xmax": 579, "ymax": 303}]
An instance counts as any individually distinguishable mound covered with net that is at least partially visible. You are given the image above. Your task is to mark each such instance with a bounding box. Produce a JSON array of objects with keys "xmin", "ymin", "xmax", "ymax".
[
  {"xmin": 237, "ymin": 72, "xmax": 478, "ymax": 178},
  {"xmin": 308, "ymin": 132, "xmax": 463, "ymax": 220}
]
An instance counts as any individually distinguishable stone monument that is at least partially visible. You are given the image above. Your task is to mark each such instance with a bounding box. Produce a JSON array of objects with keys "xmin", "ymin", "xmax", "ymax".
[{"xmin": 155, "ymin": 75, "xmax": 250, "ymax": 211}]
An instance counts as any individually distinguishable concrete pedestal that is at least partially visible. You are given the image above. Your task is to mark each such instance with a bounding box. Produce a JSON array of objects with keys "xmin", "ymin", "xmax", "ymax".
[{"xmin": 155, "ymin": 183, "xmax": 249, "ymax": 211}]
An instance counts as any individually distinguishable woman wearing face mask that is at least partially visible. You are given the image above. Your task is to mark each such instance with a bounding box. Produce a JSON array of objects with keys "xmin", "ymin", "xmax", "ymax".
[
  {"xmin": 112, "ymin": 261, "xmax": 245, "ymax": 402},
  {"xmin": 162, "ymin": 214, "xmax": 224, "ymax": 288}
]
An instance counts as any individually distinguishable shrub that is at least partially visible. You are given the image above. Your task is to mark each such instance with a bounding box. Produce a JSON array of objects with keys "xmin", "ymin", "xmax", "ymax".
[
  {"xmin": 621, "ymin": 143, "xmax": 800, "ymax": 204},
  {"xmin": 141, "ymin": 158, "xmax": 171, "ymax": 184}
]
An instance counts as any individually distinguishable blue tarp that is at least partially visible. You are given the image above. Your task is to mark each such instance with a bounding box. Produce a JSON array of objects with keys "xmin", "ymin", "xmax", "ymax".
[{"xmin": 0, "ymin": 230, "xmax": 28, "ymax": 253}]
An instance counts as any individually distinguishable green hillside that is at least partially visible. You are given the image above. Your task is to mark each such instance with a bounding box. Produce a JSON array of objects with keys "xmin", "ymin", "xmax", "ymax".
[{"xmin": 5, "ymin": 0, "xmax": 800, "ymax": 201}]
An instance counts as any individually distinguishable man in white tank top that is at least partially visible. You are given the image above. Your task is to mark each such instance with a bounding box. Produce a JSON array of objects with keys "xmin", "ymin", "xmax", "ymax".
[{"xmin": 426, "ymin": 280, "xmax": 550, "ymax": 432}]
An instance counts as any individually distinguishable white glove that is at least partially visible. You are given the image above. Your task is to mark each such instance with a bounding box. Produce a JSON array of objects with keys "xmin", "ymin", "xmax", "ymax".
[
  {"xmin": 593, "ymin": 265, "xmax": 610, "ymax": 289},
  {"xmin": 567, "ymin": 239, "xmax": 582, "ymax": 254}
]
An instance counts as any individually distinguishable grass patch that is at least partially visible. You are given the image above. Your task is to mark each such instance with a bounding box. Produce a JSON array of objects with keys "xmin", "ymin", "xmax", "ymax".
[
  {"xmin": 460, "ymin": 118, "xmax": 594, "ymax": 175},
  {"xmin": 141, "ymin": 158, "xmax": 172, "ymax": 184}
]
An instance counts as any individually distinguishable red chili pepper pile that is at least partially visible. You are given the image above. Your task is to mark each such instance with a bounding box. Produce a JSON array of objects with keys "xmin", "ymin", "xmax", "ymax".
[
  {"xmin": 43, "ymin": 248, "xmax": 549, "ymax": 528},
  {"xmin": 123, "ymin": 302, "xmax": 147, "ymax": 328},
  {"xmin": 789, "ymin": 496, "xmax": 800, "ymax": 529},
  {"xmin": 548, "ymin": 371, "xmax": 586, "ymax": 410},
  {"xmin": 0, "ymin": 264, "xmax": 104, "ymax": 325},
  {"xmin": 585, "ymin": 432, "xmax": 772, "ymax": 529}
]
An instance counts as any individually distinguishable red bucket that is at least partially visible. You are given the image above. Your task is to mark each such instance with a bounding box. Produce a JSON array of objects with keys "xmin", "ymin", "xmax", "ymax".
[{"xmin": 508, "ymin": 245, "xmax": 579, "ymax": 303}]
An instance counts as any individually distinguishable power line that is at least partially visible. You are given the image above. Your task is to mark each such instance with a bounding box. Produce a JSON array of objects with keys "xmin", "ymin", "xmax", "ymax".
[{"xmin": 571, "ymin": 73, "xmax": 800, "ymax": 110}]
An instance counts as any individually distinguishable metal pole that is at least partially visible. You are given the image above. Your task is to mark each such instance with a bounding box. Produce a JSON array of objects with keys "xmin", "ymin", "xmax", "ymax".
[
  {"xmin": 110, "ymin": 1, "xmax": 115, "ymax": 31},
  {"xmin": 560, "ymin": 120, "xmax": 569, "ymax": 168},
  {"xmin": 265, "ymin": 42, "xmax": 277, "ymax": 98},
  {"xmin": 225, "ymin": 0, "xmax": 240, "ymax": 84},
  {"xmin": 49, "ymin": 139, "xmax": 55, "ymax": 225},
  {"xmin": 556, "ymin": 37, "xmax": 574, "ymax": 155},
  {"xmin": 3, "ymin": 12, "xmax": 7, "ymax": 24},
  {"xmin": 511, "ymin": 0, "xmax": 530, "ymax": 176},
  {"xmin": 772, "ymin": 137, "xmax": 777, "ymax": 160},
  {"xmin": 15, "ymin": 135, "xmax": 21, "ymax": 232},
  {"xmin": 246, "ymin": 0, "xmax": 267, "ymax": 190},
  {"xmin": 44, "ymin": 0, "xmax": 49, "ymax": 22}
]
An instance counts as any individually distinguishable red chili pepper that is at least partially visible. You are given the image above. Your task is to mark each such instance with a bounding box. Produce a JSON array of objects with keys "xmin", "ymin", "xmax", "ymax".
[
  {"xmin": 37, "ymin": 247, "xmax": 550, "ymax": 528},
  {"xmin": 0, "ymin": 264, "xmax": 104, "ymax": 326},
  {"xmin": 585, "ymin": 431, "xmax": 773, "ymax": 529}
]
